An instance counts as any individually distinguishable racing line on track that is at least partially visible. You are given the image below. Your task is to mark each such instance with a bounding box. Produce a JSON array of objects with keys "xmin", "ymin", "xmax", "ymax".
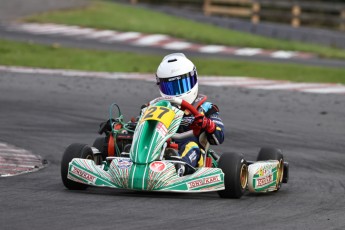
[{"xmin": 1, "ymin": 65, "xmax": 345, "ymax": 94}]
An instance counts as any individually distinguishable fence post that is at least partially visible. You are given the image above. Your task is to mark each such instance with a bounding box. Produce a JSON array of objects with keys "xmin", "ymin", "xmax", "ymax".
[
  {"xmin": 291, "ymin": 4, "xmax": 301, "ymax": 27},
  {"xmin": 251, "ymin": 2, "xmax": 261, "ymax": 24},
  {"xmin": 203, "ymin": 0, "xmax": 211, "ymax": 16},
  {"xmin": 341, "ymin": 9, "xmax": 345, "ymax": 31}
]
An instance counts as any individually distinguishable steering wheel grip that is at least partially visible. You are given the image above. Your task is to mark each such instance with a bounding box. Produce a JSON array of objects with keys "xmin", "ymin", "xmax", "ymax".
[
  {"xmin": 150, "ymin": 97, "xmax": 201, "ymax": 116},
  {"xmin": 150, "ymin": 97, "xmax": 201, "ymax": 139}
]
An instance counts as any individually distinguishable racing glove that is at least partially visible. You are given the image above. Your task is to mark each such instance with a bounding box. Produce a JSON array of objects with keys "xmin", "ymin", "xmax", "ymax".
[{"xmin": 190, "ymin": 114, "xmax": 216, "ymax": 136}]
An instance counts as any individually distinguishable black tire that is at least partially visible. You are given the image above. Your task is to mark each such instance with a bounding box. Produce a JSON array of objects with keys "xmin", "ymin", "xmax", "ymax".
[
  {"xmin": 61, "ymin": 143, "xmax": 94, "ymax": 190},
  {"xmin": 92, "ymin": 136, "xmax": 107, "ymax": 160},
  {"xmin": 257, "ymin": 147, "xmax": 284, "ymax": 191},
  {"xmin": 217, "ymin": 152, "xmax": 248, "ymax": 199}
]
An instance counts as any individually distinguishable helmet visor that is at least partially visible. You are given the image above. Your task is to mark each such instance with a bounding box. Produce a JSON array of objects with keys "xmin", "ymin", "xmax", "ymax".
[{"xmin": 158, "ymin": 70, "xmax": 197, "ymax": 96}]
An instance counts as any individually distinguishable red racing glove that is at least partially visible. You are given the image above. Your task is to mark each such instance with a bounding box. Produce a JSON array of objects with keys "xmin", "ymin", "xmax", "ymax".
[{"xmin": 190, "ymin": 114, "xmax": 216, "ymax": 136}]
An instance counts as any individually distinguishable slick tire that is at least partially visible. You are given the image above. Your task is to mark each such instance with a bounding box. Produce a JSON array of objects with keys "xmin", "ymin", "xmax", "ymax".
[
  {"xmin": 217, "ymin": 152, "xmax": 247, "ymax": 199},
  {"xmin": 257, "ymin": 147, "xmax": 284, "ymax": 191},
  {"xmin": 61, "ymin": 143, "xmax": 94, "ymax": 190}
]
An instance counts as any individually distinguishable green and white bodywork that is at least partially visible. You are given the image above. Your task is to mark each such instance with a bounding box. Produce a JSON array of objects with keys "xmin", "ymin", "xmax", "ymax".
[
  {"xmin": 67, "ymin": 100, "xmax": 225, "ymax": 192},
  {"xmin": 247, "ymin": 161, "xmax": 280, "ymax": 192}
]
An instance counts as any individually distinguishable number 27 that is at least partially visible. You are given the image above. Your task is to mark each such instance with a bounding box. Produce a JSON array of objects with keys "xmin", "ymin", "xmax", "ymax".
[{"xmin": 144, "ymin": 107, "xmax": 170, "ymax": 119}]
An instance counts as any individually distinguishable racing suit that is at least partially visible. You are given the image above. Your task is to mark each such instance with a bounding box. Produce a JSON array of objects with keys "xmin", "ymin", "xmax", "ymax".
[{"xmin": 175, "ymin": 94, "xmax": 225, "ymax": 168}]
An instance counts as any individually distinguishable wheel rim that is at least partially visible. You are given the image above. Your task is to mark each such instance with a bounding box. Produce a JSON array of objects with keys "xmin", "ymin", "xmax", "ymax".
[
  {"xmin": 277, "ymin": 159, "xmax": 284, "ymax": 184},
  {"xmin": 240, "ymin": 164, "xmax": 248, "ymax": 189},
  {"xmin": 86, "ymin": 154, "xmax": 93, "ymax": 160}
]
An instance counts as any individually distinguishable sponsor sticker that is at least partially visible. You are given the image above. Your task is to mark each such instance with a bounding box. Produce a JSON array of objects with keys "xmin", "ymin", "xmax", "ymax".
[
  {"xmin": 142, "ymin": 106, "xmax": 175, "ymax": 128},
  {"xmin": 71, "ymin": 166, "xmax": 96, "ymax": 183},
  {"xmin": 187, "ymin": 175, "xmax": 221, "ymax": 189},
  {"xmin": 188, "ymin": 150, "xmax": 197, "ymax": 162},
  {"xmin": 156, "ymin": 122, "xmax": 168, "ymax": 136},
  {"xmin": 150, "ymin": 161, "xmax": 167, "ymax": 172},
  {"xmin": 117, "ymin": 159, "xmax": 132, "ymax": 169},
  {"xmin": 194, "ymin": 96, "xmax": 202, "ymax": 103},
  {"xmin": 256, "ymin": 174, "xmax": 273, "ymax": 187},
  {"xmin": 181, "ymin": 116, "xmax": 195, "ymax": 125},
  {"xmin": 255, "ymin": 166, "xmax": 270, "ymax": 177}
]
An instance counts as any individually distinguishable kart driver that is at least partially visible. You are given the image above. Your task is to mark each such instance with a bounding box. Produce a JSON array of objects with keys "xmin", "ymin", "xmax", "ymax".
[{"xmin": 155, "ymin": 53, "xmax": 225, "ymax": 172}]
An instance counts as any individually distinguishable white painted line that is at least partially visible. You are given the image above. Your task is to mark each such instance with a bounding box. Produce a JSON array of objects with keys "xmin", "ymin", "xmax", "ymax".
[
  {"xmin": 0, "ymin": 154, "xmax": 40, "ymax": 160},
  {"xmin": 163, "ymin": 41, "xmax": 192, "ymax": 50},
  {"xmin": 83, "ymin": 30, "xmax": 118, "ymax": 39},
  {"xmin": 133, "ymin": 34, "xmax": 170, "ymax": 46},
  {"xmin": 271, "ymin": 51, "xmax": 297, "ymax": 59},
  {"xmin": 300, "ymin": 87, "xmax": 345, "ymax": 94},
  {"xmin": 200, "ymin": 79, "xmax": 277, "ymax": 86},
  {"xmin": 59, "ymin": 28, "xmax": 97, "ymax": 36},
  {"xmin": 103, "ymin": 32, "xmax": 142, "ymax": 42},
  {"xmin": 18, "ymin": 24, "xmax": 80, "ymax": 35},
  {"xmin": 0, "ymin": 147, "xmax": 37, "ymax": 153},
  {"xmin": 200, "ymin": 76, "xmax": 250, "ymax": 81},
  {"xmin": 199, "ymin": 45, "xmax": 227, "ymax": 53},
  {"xmin": 0, "ymin": 163, "xmax": 37, "ymax": 168},
  {"xmin": 234, "ymin": 48, "xmax": 262, "ymax": 56},
  {"xmin": 0, "ymin": 152, "xmax": 41, "ymax": 159},
  {"xmin": 247, "ymin": 83, "xmax": 328, "ymax": 90},
  {"xmin": 1, "ymin": 66, "xmax": 344, "ymax": 95},
  {"xmin": 23, "ymin": 24, "xmax": 96, "ymax": 37}
]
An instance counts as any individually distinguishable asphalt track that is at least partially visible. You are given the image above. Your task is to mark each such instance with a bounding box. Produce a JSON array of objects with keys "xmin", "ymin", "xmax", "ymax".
[{"xmin": 1, "ymin": 71, "xmax": 345, "ymax": 229}]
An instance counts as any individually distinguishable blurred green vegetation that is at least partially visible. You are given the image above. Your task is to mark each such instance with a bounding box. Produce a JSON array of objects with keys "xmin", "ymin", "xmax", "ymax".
[
  {"xmin": 1, "ymin": 39, "xmax": 345, "ymax": 84},
  {"xmin": 24, "ymin": 0, "xmax": 345, "ymax": 60}
]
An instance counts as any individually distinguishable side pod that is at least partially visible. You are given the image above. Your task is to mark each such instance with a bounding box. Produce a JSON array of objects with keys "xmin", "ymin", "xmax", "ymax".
[{"xmin": 247, "ymin": 160, "xmax": 289, "ymax": 184}]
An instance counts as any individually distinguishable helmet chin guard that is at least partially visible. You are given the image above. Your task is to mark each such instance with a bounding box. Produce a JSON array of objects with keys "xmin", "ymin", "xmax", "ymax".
[{"xmin": 156, "ymin": 53, "xmax": 199, "ymax": 104}]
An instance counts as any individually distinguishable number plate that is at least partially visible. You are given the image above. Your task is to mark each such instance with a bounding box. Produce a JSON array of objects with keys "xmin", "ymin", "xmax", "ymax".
[{"xmin": 142, "ymin": 106, "xmax": 175, "ymax": 128}]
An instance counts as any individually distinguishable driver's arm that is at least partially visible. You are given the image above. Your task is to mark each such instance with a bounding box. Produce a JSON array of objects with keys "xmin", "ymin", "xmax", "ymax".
[
  {"xmin": 204, "ymin": 104, "xmax": 224, "ymax": 145},
  {"xmin": 191, "ymin": 102, "xmax": 225, "ymax": 145}
]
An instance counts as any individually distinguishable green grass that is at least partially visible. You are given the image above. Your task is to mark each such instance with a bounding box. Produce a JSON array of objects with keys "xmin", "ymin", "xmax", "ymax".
[
  {"xmin": 1, "ymin": 39, "xmax": 345, "ymax": 84},
  {"xmin": 24, "ymin": 0, "xmax": 345, "ymax": 60}
]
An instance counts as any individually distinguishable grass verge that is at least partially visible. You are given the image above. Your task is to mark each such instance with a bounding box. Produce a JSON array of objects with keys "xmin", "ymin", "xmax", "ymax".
[
  {"xmin": 24, "ymin": 0, "xmax": 345, "ymax": 60},
  {"xmin": 1, "ymin": 39, "xmax": 345, "ymax": 84}
]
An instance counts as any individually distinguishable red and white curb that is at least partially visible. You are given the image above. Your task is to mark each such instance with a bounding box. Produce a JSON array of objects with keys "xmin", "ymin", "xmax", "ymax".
[
  {"xmin": 0, "ymin": 142, "xmax": 46, "ymax": 177},
  {"xmin": 1, "ymin": 66, "xmax": 345, "ymax": 94},
  {"xmin": 5, "ymin": 23, "xmax": 315, "ymax": 60}
]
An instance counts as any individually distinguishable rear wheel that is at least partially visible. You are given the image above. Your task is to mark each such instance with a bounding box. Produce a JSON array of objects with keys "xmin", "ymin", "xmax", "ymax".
[
  {"xmin": 257, "ymin": 147, "xmax": 284, "ymax": 191},
  {"xmin": 217, "ymin": 152, "xmax": 247, "ymax": 198},
  {"xmin": 61, "ymin": 143, "xmax": 94, "ymax": 190}
]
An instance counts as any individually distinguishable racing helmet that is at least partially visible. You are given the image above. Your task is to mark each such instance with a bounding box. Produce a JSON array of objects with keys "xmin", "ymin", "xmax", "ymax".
[{"xmin": 156, "ymin": 53, "xmax": 198, "ymax": 104}]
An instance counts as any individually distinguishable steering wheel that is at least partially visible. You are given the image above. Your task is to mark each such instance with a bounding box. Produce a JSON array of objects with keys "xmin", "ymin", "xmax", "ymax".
[{"xmin": 149, "ymin": 97, "xmax": 202, "ymax": 140}]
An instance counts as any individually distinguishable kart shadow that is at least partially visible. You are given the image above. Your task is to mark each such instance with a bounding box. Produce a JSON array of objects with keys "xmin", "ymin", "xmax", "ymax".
[
  {"xmin": 64, "ymin": 186, "xmax": 222, "ymax": 200},
  {"xmin": 62, "ymin": 186, "xmax": 288, "ymax": 200}
]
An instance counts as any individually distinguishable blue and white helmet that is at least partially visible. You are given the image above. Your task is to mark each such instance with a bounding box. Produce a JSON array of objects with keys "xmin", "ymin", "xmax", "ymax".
[{"xmin": 156, "ymin": 53, "xmax": 198, "ymax": 104}]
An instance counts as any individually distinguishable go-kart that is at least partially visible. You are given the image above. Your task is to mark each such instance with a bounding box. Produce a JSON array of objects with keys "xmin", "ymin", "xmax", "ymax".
[{"xmin": 61, "ymin": 97, "xmax": 289, "ymax": 198}]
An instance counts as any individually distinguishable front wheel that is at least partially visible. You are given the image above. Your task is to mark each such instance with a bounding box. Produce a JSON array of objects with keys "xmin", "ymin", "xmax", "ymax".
[
  {"xmin": 61, "ymin": 143, "xmax": 94, "ymax": 190},
  {"xmin": 257, "ymin": 147, "xmax": 284, "ymax": 191},
  {"xmin": 217, "ymin": 152, "xmax": 247, "ymax": 199}
]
